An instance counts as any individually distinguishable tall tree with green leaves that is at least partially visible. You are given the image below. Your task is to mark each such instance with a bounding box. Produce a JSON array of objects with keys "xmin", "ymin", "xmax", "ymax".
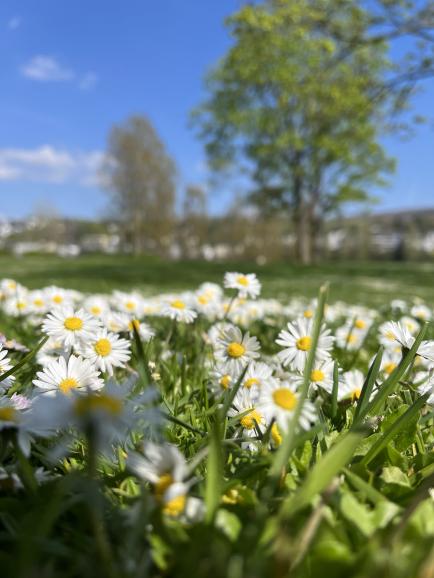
[
  {"xmin": 193, "ymin": 0, "xmax": 434, "ymax": 264},
  {"xmin": 103, "ymin": 116, "xmax": 176, "ymax": 255}
]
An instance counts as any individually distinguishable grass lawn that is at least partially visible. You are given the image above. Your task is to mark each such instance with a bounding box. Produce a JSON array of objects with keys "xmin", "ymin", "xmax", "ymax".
[{"xmin": 1, "ymin": 253, "xmax": 433, "ymax": 307}]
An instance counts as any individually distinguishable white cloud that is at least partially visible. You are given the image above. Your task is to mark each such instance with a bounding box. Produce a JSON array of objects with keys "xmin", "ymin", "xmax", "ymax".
[
  {"xmin": 8, "ymin": 16, "xmax": 21, "ymax": 30},
  {"xmin": 21, "ymin": 55, "xmax": 98, "ymax": 90},
  {"xmin": 0, "ymin": 146, "xmax": 105, "ymax": 187},
  {"xmin": 21, "ymin": 55, "xmax": 75, "ymax": 82}
]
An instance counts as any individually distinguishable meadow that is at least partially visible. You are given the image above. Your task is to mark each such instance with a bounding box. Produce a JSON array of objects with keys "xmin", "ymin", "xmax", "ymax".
[
  {"xmin": 0, "ymin": 253, "xmax": 433, "ymax": 306},
  {"xmin": 0, "ymin": 260, "xmax": 433, "ymax": 577}
]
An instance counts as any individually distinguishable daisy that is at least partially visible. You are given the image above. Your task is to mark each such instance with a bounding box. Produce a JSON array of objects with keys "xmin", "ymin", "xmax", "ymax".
[
  {"xmin": 112, "ymin": 291, "xmax": 144, "ymax": 315},
  {"xmin": 128, "ymin": 442, "xmax": 189, "ymax": 492},
  {"xmin": 214, "ymin": 326, "xmax": 260, "ymax": 374},
  {"xmin": 42, "ymin": 307, "xmax": 102, "ymax": 348},
  {"xmin": 224, "ymin": 272, "xmax": 261, "ymax": 300},
  {"xmin": 160, "ymin": 297, "xmax": 197, "ymax": 323},
  {"xmin": 81, "ymin": 329, "xmax": 131, "ymax": 375},
  {"xmin": 28, "ymin": 290, "xmax": 49, "ymax": 315},
  {"xmin": 293, "ymin": 358, "xmax": 334, "ymax": 394},
  {"xmin": 335, "ymin": 324, "xmax": 364, "ymax": 351},
  {"xmin": 33, "ymin": 354, "xmax": 104, "ymax": 396},
  {"xmin": 210, "ymin": 364, "xmax": 237, "ymax": 394},
  {"xmin": 335, "ymin": 370, "xmax": 365, "ymax": 402},
  {"xmin": 241, "ymin": 361, "xmax": 274, "ymax": 391},
  {"xmin": 228, "ymin": 388, "xmax": 266, "ymax": 438},
  {"xmin": 83, "ymin": 295, "xmax": 110, "ymax": 318},
  {"xmin": 0, "ymin": 344, "xmax": 15, "ymax": 390},
  {"xmin": 411, "ymin": 304, "xmax": 432, "ymax": 322},
  {"xmin": 276, "ymin": 318, "xmax": 334, "ymax": 372},
  {"xmin": 378, "ymin": 321, "xmax": 413, "ymax": 350},
  {"xmin": 43, "ymin": 286, "xmax": 71, "ymax": 308},
  {"xmin": 258, "ymin": 380, "xmax": 316, "ymax": 432}
]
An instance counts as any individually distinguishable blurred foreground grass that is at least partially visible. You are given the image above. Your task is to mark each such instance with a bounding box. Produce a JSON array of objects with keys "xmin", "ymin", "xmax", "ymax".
[{"xmin": 1, "ymin": 253, "xmax": 433, "ymax": 306}]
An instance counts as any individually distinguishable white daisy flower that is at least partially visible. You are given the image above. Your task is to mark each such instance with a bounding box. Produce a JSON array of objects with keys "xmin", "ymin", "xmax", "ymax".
[
  {"xmin": 210, "ymin": 364, "xmax": 237, "ymax": 394},
  {"xmin": 293, "ymin": 358, "xmax": 335, "ymax": 394},
  {"xmin": 160, "ymin": 298, "xmax": 197, "ymax": 323},
  {"xmin": 42, "ymin": 307, "xmax": 102, "ymax": 348},
  {"xmin": 83, "ymin": 295, "xmax": 110, "ymax": 318},
  {"xmin": 378, "ymin": 321, "xmax": 413, "ymax": 350},
  {"xmin": 112, "ymin": 291, "xmax": 144, "ymax": 315},
  {"xmin": 28, "ymin": 290, "xmax": 49, "ymax": 315},
  {"xmin": 81, "ymin": 329, "xmax": 131, "ymax": 375},
  {"xmin": 228, "ymin": 388, "xmax": 265, "ymax": 438},
  {"xmin": 411, "ymin": 304, "xmax": 432, "ymax": 322},
  {"xmin": 258, "ymin": 380, "xmax": 316, "ymax": 432},
  {"xmin": 33, "ymin": 354, "xmax": 104, "ymax": 396},
  {"xmin": 241, "ymin": 361, "xmax": 274, "ymax": 391},
  {"xmin": 224, "ymin": 272, "xmax": 261, "ymax": 299},
  {"xmin": 43, "ymin": 286, "xmax": 72, "ymax": 308},
  {"xmin": 335, "ymin": 323, "xmax": 364, "ymax": 350},
  {"xmin": 336, "ymin": 369, "xmax": 365, "ymax": 402},
  {"xmin": 276, "ymin": 318, "xmax": 334, "ymax": 372},
  {"xmin": 0, "ymin": 344, "xmax": 15, "ymax": 389},
  {"xmin": 214, "ymin": 326, "xmax": 260, "ymax": 374}
]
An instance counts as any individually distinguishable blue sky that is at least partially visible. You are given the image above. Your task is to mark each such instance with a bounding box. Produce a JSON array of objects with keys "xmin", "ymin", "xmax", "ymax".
[{"xmin": 0, "ymin": 0, "xmax": 433, "ymax": 220}]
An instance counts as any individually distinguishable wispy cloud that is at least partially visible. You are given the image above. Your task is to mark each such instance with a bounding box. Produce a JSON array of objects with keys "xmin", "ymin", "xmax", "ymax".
[
  {"xmin": 21, "ymin": 55, "xmax": 98, "ymax": 90},
  {"xmin": 21, "ymin": 55, "xmax": 75, "ymax": 82},
  {"xmin": 8, "ymin": 16, "xmax": 21, "ymax": 30},
  {"xmin": 0, "ymin": 146, "xmax": 105, "ymax": 187}
]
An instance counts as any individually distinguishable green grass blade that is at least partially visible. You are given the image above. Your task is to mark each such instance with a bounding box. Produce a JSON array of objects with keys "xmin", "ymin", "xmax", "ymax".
[
  {"xmin": 353, "ymin": 346, "xmax": 384, "ymax": 424},
  {"xmin": 280, "ymin": 430, "xmax": 365, "ymax": 518},
  {"xmin": 205, "ymin": 420, "xmax": 223, "ymax": 524},
  {"xmin": 3, "ymin": 335, "xmax": 49, "ymax": 386},
  {"xmin": 360, "ymin": 392, "xmax": 429, "ymax": 468}
]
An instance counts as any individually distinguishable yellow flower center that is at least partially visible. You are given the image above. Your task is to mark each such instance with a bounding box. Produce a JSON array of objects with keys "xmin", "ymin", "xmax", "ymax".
[
  {"xmin": 273, "ymin": 388, "xmax": 297, "ymax": 411},
  {"xmin": 244, "ymin": 377, "xmax": 260, "ymax": 389},
  {"xmin": 310, "ymin": 369, "xmax": 325, "ymax": 382},
  {"xmin": 384, "ymin": 362, "xmax": 397, "ymax": 375},
  {"xmin": 64, "ymin": 317, "xmax": 83, "ymax": 331},
  {"xmin": 296, "ymin": 336, "xmax": 311, "ymax": 351},
  {"xmin": 74, "ymin": 394, "xmax": 123, "ymax": 416},
  {"xmin": 91, "ymin": 306, "xmax": 102, "ymax": 315},
  {"xmin": 7, "ymin": 281, "xmax": 16, "ymax": 290},
  {"xmin": 351, "ymin": 388, "xmax": 362, "ymax": 401},
  {"xmin": 94, "ymin": 338, "xmax": 112, "ymax": 357},
  {"xmin": 126, "ymin": 301, "xmax": 136, "ymax": 311},
  {"xmin": 53, "ymin": 295, "xmax": 63, "ymax": 304},
  {"xmin": 16, "ymin": 301, "xmax": 26, "ymax": 310},
  {"xmin": 304, "ymin": 309, "xmax": 313, "ymax": 318},
  {"xmin": 59, "ymin": 377, "xmax": 79, "ymax": 395},
  {"xmin": 220, "ymin": 375, "xmax": 232, "ymax": 389},
  {"xmin": 240, "ymin": 409, "xmax": 262, "ymax": 430},
  {"xmin": 33, "ymin": 298, "xmax": 44, "ymax": 307},
  {"xmin": 198, "ymin": 295, "xmax": 209, "ymax": 305},
  {"xmin": 227, "ymin": 342, "xmax": 245, "ymax": 358},
  {"xmin": 154, "ymin": 473, "xmax": 173, "ymax": 497},
  {"xmin": 128, "ymin": 319, "xmax": 140, "ymax": 331},
  {"xmin": 355, "ymin": 319, "xmax": 366, "ymax": 329},
  {"xmin": 347, "ymin": 333, "xmax": 357, "ymax": 344},
  {"xmin": 163, "ymin": 494, "xmax": 186, "ymax": 517},
  {"xmin": 237, "ymin": 275, "xmax": 249, "ymax": 286},
  {"xmin": 0, "ymin": 407, "xmax": 17, "ymax": 422},
  {"xmin": 171, "ymin": 300, "xmax": 186, "ymax": 310},
  {"xmin": 386, "ymin": 331, "xmax": 395, "ymax": 341},
  {"xmin": 271, "ymin": 423, "xmax": 282, "ymax": 446}
]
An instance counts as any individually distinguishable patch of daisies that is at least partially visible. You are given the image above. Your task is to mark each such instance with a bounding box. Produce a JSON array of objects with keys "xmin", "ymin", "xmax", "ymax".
[{"xmin": 0, "ymin": 274, "xmax": 433, "ymax": 520}]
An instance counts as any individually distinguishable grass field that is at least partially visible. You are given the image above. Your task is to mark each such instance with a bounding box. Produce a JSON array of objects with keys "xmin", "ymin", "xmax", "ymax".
[{"xmin": 1, "ymin": 253, "xmax": 433, "ymax": 306}]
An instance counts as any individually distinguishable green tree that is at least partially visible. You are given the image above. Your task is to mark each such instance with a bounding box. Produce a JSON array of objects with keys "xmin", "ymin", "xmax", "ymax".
[
  {"xmin": 193, "ymin": 0, "xmax": 434, "ymax": 264},
  {"xmin": 102, "ymin": 116, "xmax": 176, "ymax": 255}
]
